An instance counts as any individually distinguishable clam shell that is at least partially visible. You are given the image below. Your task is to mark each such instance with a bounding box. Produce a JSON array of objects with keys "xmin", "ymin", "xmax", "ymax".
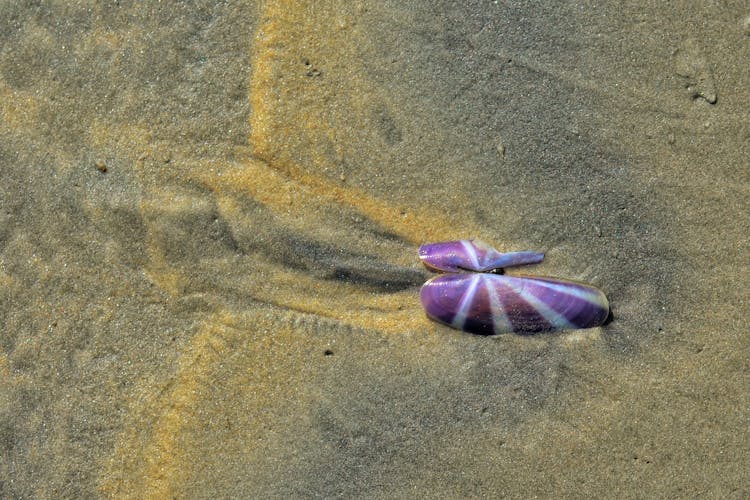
[
  {"xmin": 419, "ymin": 240, "xmax": 544, "ymax": 272},
  {"xmin": 420, "ymin": 273, "xmax": 609, "ymax": 335}
]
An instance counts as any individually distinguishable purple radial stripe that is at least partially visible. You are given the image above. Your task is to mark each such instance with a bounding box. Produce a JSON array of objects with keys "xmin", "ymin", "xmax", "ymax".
[
  {"xmin": 484, "ymin": 278, "xmax": 513, "ymax": 334},
  {"xmin": 514, "ymin": 277, "xmax": 609, "ymax": 328},
  {"xmin": 420, "ymin": 274, "xmax": 463, "ymax": 327},
  {"xmin": 420, "ymin": 274, "xmax": 491, "ymax": 335},
  {"xmin": 493, "ymin": 276, "xmax": 576, "ymax": 332},
  {"xmin": 456, "ymin": 274, "xmax": 506, "ymax": 335},
  {"xmin": 449, "ymin": 274, "xmax": 482, "ymax": 332},
  {"xmin": 486, "ymin": 276, "xmax": 564, "ymax": 333},
  {"xmin": 420, "ymin": 273, "xmax": 609, "ymax": 335},
  {"xmin": 459, "ymin": 240, "xmax": 481, "ymax": 270}
]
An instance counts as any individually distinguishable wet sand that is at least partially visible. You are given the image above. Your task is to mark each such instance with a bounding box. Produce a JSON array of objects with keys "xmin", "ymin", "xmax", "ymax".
[{"xmin": 1, "ymin": 1, "xmax": 748, "ymax": 497}]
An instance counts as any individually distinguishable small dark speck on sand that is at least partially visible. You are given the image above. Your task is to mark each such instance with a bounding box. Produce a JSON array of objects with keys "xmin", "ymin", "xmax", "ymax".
[{"xmin": 95, "ymin": 160, "xmax": 107, "ymax": 173}]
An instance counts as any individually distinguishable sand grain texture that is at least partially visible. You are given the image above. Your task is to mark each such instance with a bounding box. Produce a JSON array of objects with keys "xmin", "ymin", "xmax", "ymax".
[{"xmin": 0, "ymin": 1, "xmax": 747, "ymax": 497}]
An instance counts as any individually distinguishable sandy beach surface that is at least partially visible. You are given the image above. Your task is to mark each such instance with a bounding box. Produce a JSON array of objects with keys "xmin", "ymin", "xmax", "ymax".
[{"xmin": 1, "ymin": 1, "xmax": 748, "ymax": 497}]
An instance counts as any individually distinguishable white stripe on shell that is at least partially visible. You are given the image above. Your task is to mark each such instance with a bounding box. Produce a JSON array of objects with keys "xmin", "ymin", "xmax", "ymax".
[
  {"xmin": 508, "ymin": 276, "xmax": 577, "ymax": 330},
  {"xmin": 460, "ymin": 240, "xmax": 481, "ymax": 271},
  {"xmin": 451, "ymin": 274, "xmax": 481, "ymax": 331},
  {"xmin": 526, "ymin": 278, "xmax": 606, "ymax": 308},
  {"xmin": 483, "ymin": 276, "xmax": 513, "ymax": 334}
]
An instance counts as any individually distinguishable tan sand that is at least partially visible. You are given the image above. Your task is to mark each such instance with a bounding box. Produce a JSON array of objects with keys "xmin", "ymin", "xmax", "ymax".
[{"xmin": 0, "ymin": 1, "xmax": 747, "ymax": 497}]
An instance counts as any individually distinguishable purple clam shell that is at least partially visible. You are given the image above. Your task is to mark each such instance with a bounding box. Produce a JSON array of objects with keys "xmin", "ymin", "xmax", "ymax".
[
  {"xmin": 419, "ymin": 240, "xmax": 544, "ymax": 272},
  {"xmin": 420, "ymin": 273, "xmax": 609, "ymax": 335}
]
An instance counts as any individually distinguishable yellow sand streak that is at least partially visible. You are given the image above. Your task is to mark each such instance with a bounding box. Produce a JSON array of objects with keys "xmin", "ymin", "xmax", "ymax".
[
  {"xmin": 199, "ymin": 157, "xmax": 468, "ymax": 245},
  {"xmin": 100, "ymin": 305, "xmax": 438, "ymax": 497},
  {"xmin": 102, "ymin": 1, "xmax": 454, "ymax": 494},
  {"xmin": 245, "ymin": 0, "xmax": 481, "ymax": 244},
  {"xmin": 101, "ymin": 313, "xmax": 239, "ymax": 498},
  {"xmin": 245, "ymin": 257, "xmax": 426, "ymax": 334},
  {"xmin": 0, "ymin": 81, "xmax": 40, "ymax": 132}
]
